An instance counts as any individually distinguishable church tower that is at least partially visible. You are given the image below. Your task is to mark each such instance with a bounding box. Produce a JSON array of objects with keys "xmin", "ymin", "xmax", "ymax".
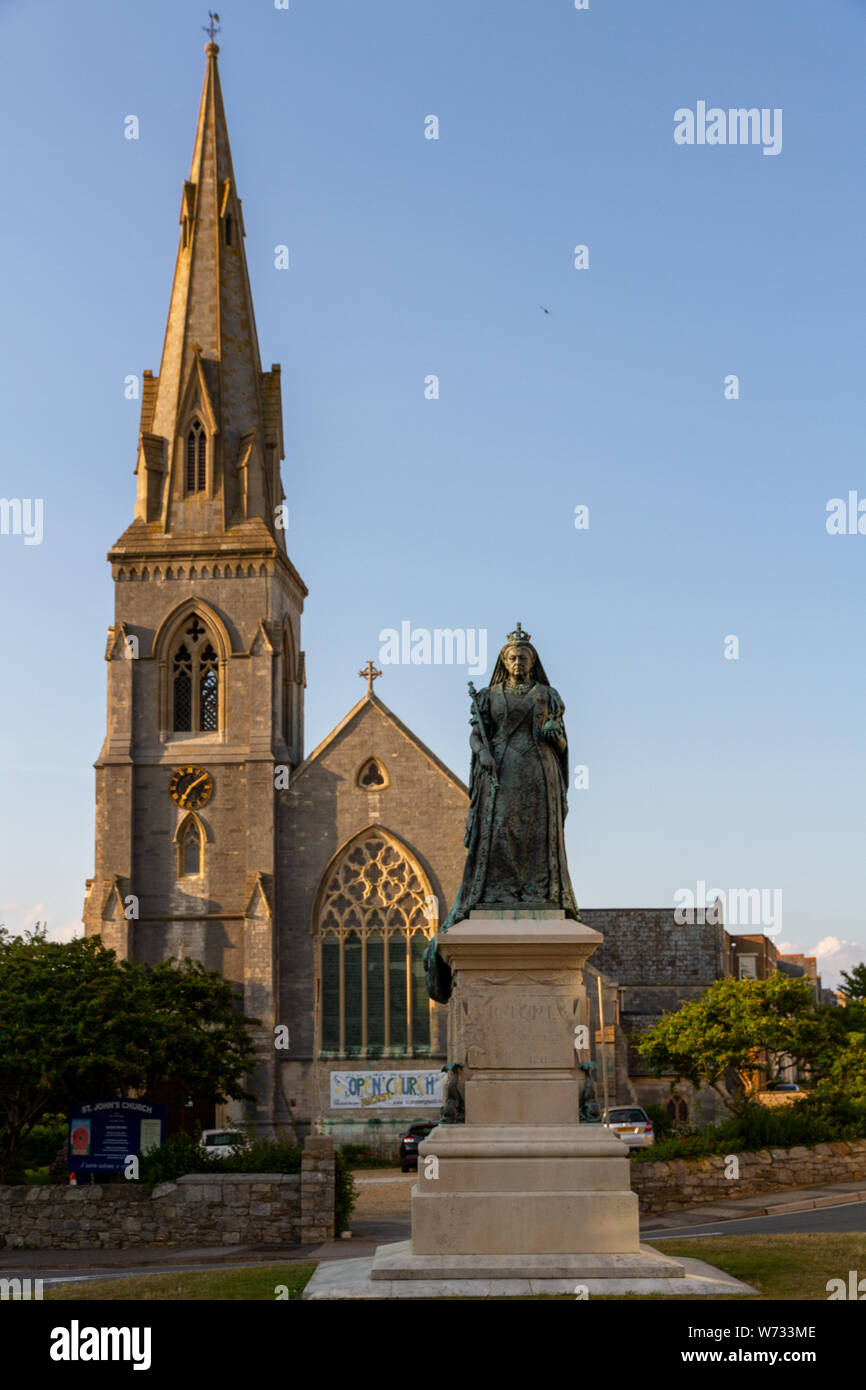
[{"xmin": 83, "ymin": 41, "xmax": 306, "ymax": 1128}]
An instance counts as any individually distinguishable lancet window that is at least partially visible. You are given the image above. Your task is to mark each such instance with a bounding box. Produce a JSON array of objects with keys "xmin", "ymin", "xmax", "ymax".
[
  {"xmin": 186, "ymin": 420, "xmax": 206, "ymax": 492},
  {"xmin": 172, "ymin": 616, "xmax": 220, "ymax": 732}
]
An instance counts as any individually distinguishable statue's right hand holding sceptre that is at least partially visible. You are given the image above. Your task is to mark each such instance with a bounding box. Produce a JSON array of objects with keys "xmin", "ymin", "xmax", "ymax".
[{"xmin": 474, "ymin": 743, "xmax": 495, "ymax": 772}]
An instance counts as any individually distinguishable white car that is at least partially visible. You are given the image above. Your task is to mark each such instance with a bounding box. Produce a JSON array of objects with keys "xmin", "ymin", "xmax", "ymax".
[
  {"xmin": 200, "ymin": 1128, "xmax": 248, "ymax": 1158},
  {"xmin": 604, "ymin": 1107, "xmax": 654, "ymax": 1149}
]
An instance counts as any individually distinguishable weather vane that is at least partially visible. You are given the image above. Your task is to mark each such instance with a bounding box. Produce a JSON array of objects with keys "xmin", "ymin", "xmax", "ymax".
[{"xmin": 202, "ymin": 11, "xmax": 221, "ymax": 42}]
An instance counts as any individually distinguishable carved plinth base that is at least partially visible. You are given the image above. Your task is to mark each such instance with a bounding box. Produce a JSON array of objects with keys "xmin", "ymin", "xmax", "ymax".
[
  {"xmin": 409, "ymin": 1122, "xmax": 640, "ymax": 1256},
  {"xmin": 380, "ymin": 916, "xmax": 685, "ymax": 1279}
]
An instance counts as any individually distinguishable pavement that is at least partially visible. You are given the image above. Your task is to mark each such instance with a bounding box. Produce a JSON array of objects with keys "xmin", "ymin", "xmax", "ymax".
[
  {"xmin": 0, "ymin": 1237, "xmax": 393, "ymax": 1287},
  {"xmin": 3, "ymin": 1170, "xmax": 865, "ymax": 1288},
  {"xmin": 640, "ymin": 1175, "xmax": 866, "ymax": 1232}
]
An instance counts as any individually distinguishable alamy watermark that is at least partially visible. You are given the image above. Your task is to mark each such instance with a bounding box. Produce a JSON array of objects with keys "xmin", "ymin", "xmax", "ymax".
[
  {"xmin": 826, "ymin": 492, "xmax": 866, "ymax": 535},
  {"xmin": 50, "ymin": 1323, "xmax": 151, "ymax": 1370},
  {"xmin": 0, "ymin": 498, "xmax": 43, "ymax": 545},
  {"xmin": 827, "ymin": 1271, "xmax": 866, "ymax": 1299},
  {"xmin": 378, "ymin": 623, "xmax": 487, "ymax": 677},
  {"xmin": 674, "ymin": 103, "xmax": 782, "ymax": 157},
  {"xmin": 673, "ymin": 880, "xmax": 782, "ymax": 936},
  {"xmin": 0, "ymin": 1277, "xmax": 43, "ymax": 1300}
]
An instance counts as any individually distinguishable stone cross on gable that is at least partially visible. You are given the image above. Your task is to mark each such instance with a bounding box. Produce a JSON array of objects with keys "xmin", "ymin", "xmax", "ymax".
[{"xmin": 358, "ymin": 660, "xmax": 382, "ymax": 695}]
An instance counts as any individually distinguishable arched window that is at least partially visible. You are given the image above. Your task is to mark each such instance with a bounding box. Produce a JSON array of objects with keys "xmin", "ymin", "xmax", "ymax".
[
  {"xmin": 177, "ymin": 816, "xmax": 203, "ymax": 878},
  {"xmin": 317, "ymin": 832, "xmax": 433, "ymax": 1058},
  {"xmin": 171, "ymin": 616, "xmax": 220, "ymax": 732},
  {"xmin": 186, "ymin": 420, "xmax": 206, "ymax": 492},
  {"xmin": 666, "ymin": 1096, "xmax": 689, "ymax": 1125}
]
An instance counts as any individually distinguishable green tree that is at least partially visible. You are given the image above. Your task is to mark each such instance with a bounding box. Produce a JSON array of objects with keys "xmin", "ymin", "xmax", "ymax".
[
  {"xmin": 808, "ymin": 1033, "xmax": 866, "ymax": 1107},
  {"xmin": 839, "ymin": 962, "xmax": 866, "ymax": 1004},
  {"xmin": 635, "ymin": 974, "xmax": 844, "ymax": 1116},
  {"xmin": 0, "ymin": 926, "xmax": 258, "ymax": 1181}
]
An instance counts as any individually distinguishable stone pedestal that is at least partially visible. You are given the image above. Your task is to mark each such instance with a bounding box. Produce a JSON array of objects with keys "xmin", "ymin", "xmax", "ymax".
[{"xmin": 370, "ymin": 914, "xmax": 685, "ymax": 1284}]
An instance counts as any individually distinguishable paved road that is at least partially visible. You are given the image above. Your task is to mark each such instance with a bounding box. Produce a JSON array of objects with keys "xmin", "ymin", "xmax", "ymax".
[{"xmin": 647, "ymin": 1202, "xmax": 866, "ymax": 1240}]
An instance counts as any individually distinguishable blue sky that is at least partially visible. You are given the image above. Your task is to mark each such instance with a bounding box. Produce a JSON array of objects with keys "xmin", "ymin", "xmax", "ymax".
[{"xmin": 0, "ymin": 0, "xmax": 864, "ymax": 986}]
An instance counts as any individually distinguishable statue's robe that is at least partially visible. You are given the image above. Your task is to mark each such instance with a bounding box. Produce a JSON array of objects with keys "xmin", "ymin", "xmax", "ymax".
[{"xmin": 426, "ymin": 681, "xmax": 579, "ymax": 1002}]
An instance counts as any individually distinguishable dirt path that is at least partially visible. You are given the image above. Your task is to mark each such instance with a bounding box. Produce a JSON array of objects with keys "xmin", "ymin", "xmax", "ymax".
[{"xmin": 351, "ymin": 1168, "xmax": 415, "ymax": 1220}]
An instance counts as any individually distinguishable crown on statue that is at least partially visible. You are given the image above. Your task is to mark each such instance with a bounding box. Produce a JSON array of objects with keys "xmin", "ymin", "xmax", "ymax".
[{"xmin": 506, "ymin": 621, "xmax": 531, "ymax": 644}]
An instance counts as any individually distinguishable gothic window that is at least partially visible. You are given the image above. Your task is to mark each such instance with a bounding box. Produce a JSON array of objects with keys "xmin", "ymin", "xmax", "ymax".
[
  {"xmin": 357, "ymin": 758, "xmax": 387, "ymax": 789},
  {"xmin": 171, "ymin": 617, "xmax": 220, "ymax": 732},
  {"xmin": 177, "ymin": 817, "xmax": 203, "ymax": 877},
  {"xmin": 186, "ymin": 420, "xmax": 206, "ymax": 492},
  {"xmin": 317, "ymin": 833, "xmax": 432, "ymax": 1058},
  {"xmin": 225, "ymin": 214, "xmax": 232, "ymax": 246}
]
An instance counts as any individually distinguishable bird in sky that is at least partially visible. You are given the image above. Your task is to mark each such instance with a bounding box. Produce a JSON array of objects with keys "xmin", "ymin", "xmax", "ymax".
[{"xmin": 540, "ymin": 305, "xmax": 551, "ymax": 315}]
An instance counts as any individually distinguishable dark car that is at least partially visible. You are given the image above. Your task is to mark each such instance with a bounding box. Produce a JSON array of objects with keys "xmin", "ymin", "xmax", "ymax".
[{"xmin": 399, "ymin": 1121, "xmax": 437, "ymax": 1172}]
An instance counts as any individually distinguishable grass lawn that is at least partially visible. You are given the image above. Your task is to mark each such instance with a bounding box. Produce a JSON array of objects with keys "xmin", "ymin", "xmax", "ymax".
[
  {"xmin": 471, "ymin": 1233, "xmax": 866, "ymax": 1299},
  {"xmin": 638, "ymin": 1233, "xmax": 866, "ymax": 1301},
  {"xmin": 45, "ymin": 1262, "xmax": 316, "ymax": 1301},
  {"xmin": 44, "ymin": 1233, "xmax": 866, "ymax": 1300}
]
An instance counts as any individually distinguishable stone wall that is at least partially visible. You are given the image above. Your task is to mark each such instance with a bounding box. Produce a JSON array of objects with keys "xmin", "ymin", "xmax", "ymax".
[
  {"xmin": 0, "ymin": 1138, "xmax": 335, "ymax": 1251},
  {"xmin": 299, "ymin": 1136, "xmax": 335, "ymax": 1244},
  {"xmin": 631, "ymin": 1139, "xmax": 866, "ymax": 1215}
]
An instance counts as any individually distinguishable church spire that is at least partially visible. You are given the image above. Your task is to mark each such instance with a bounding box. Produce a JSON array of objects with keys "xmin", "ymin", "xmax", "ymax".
[{"xmin": 130, "ymin": 40, "xmax": 286, "ymax": 550}]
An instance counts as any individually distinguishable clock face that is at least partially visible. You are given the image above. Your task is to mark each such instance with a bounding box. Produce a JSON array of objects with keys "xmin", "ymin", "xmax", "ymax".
[{"xmin": 169, "ymin": 766, "xmax": 214, "ymax": 810}]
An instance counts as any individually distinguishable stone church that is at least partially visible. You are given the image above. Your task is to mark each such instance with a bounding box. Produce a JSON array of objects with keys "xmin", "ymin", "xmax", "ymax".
[
  {"xmin": 83, "ymin": 41, "xmax": 471, "ymax": 1150},
  {"xmin": 83, "ymin": 42, "xmax": 789, "ymax": 1148}
]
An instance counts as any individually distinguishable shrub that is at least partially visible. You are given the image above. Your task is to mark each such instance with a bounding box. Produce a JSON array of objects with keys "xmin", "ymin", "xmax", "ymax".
[
  {"xmin": 48, "ymin": 1144, "xmax": 70, "ymax": 1185},
  {"xmin": 2, "ymin": 1119, "xmax": 68, "ymax": 1184},
  {"xmin": 334, "ymin": 1149, "xmax": 357, "ymax": 1235},
  {"xmin": 338, "ymin": 1142, "xmax": 393, "ymax": 1169},
  {"xmin": 642, "ymin": 1104, "xmax": 674, "ymax": 1140},
  {"xmin": 137, "ymin": 1131, "xmax": 211, "ymax": 1185},
  {"xmin": 21, "ymin": 1119, "xmax": 68, "ymax": 1168},
  {"xmin": 631, "ymin": 1094, "xmax": 866, "ymax": 1163},
  {"xmin": 136, "ymin": 1131, "xmax": 304, "ymax": 1185},
  {"xmin": 218, "ymin": 1139, "xmax": 301, "ymax": 1174}
]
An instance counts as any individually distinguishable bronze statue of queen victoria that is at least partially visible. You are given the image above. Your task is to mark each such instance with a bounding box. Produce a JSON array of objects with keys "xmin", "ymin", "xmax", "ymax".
[{"xmin": 425, "ymin": 624, "xmax": 579, "ymax": 1002}]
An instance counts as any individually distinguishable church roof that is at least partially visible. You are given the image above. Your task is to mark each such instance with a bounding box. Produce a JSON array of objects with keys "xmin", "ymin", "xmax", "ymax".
[{"xmin": 292, "ymin": 692, "xmax": 469, "ymax": 797}]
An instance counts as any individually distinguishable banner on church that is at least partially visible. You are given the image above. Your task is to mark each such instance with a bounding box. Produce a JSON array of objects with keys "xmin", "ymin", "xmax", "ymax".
[{"xmin": 330, "ymin": 1070, "xmax": 443, "ymax": 1109}]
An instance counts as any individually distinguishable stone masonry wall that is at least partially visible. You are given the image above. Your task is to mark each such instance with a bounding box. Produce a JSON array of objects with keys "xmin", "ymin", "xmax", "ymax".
[
  {"xmin": 632, "ymin": 1139, "xmax": 866, "ymax": 1215},
  {"xmin": 299, "ymin": 1136, "xmax": 335, "ymax": 1244},
  {"xmin": 0, "ymin": 1139, "xmax": 335, "ymax": 1251}
]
